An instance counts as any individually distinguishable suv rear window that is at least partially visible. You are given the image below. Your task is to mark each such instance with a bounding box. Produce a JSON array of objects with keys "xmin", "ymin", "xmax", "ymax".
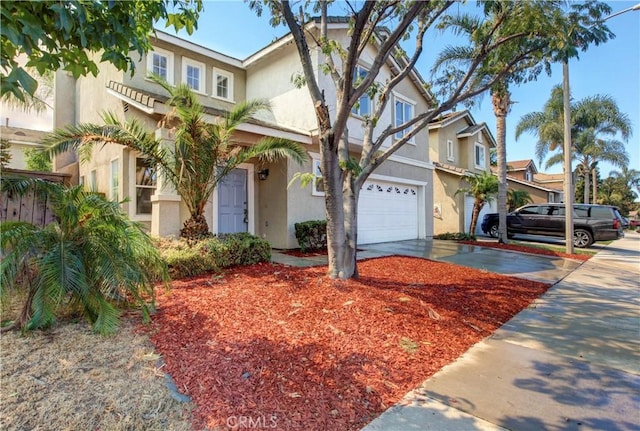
[{"xmin": 590, "ymin": 206, "xmax": 614, "ymax": 219}]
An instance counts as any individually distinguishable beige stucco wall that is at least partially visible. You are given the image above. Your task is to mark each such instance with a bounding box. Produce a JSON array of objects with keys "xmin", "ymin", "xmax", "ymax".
[
  {"xmin": 508, "ymin": 181, "xmax": 551, "ymax": 205},
  {"xmin": 433, "ymin": 171, "xmax": 466, "ymax": 235},
  {"xmin": 245, "ymin": 42, "xmax": 317, "ymax": 130},
  {"xmin": 125, "ymin": 39, "xmax": 247, "ymax": 112}
]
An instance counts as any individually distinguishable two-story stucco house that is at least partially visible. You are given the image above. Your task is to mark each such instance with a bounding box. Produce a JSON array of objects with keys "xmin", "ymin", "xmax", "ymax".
[
  {"xmin": 428, "ymin": 110, "xmax": 496, "ymax": 235},
  {"xmin": 54, "ymin": 22, "xmax": 435, "ymax": 249}
]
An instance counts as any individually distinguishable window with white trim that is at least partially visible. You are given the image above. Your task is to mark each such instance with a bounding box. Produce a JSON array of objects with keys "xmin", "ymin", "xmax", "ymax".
[
  {"xmin": 182, "ymin": 57, "xmax": 205, "ymax": 93},
  {"xmin": 90, "ymin": 170, "xmax": 97, "ymax": 192},
  {"xmin": 312, "ymin": 159, "xmax": 325, "ymax": 196},
  {"xmin": 447, "ymin": 140, "xmax": 454, "ymax": 162},
  {"xmin": 147, "ymin": 47, "xmax": 174, "ymax": 84},
  {"xmin": 110, "ymin": 158, "xmax": 119, "ymax": 201},
  {"xmin": 135, "ymin": 158, "xmax": 156, "ymax": 215},
  {"xmin": 474, "ymin": 142, "xmax": 486, "ymax": 169},
  {"xmin": 394, "ymin": 96, "xmax": 414, "ymax": 141},
  {"xmin": 351, "ymin": 65, "xmax": 371, "ymax": 117},
  {"xmin": 213, "ymin": 68, "xmax": 234, "ymax": 101},
  {"xmin": 525, "ymin": 170, "xmax": 532, "ymax": 181},
  {"xmin": 548, "ymin": 192, "xmax": 555, "ymax": 203}
]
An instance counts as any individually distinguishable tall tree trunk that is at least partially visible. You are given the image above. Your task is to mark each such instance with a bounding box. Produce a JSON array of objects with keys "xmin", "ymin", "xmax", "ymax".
[
  {"xmin": 592, "ymin": 168, "xmax": 598, "ymax": 203},
  {"xmin": 180, "ymin": 213, "xmax": 210, "ymax": 240},
  {"xmin": 321, "ymin": 135, "xmax": 347, "ymax": 279},
  {"xmin": 342, "ymin": 175, "xmax": 360, "ymax": 279},
  {"xmin": 492, "ymin": 87, "xmax": 510, "ymax": 244},
  {"xmin": 583, "ymin": 169, "xmax": 590, "ymax": 204}
]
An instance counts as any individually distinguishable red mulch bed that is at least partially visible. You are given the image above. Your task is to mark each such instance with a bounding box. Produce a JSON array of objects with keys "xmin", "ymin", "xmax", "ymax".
[
  {"xmin": 148, "ymin": 256, "xmax": 549, "ymax": 431},
  {"xmin": 458, "ymin": 240, "xmax": 591, "ymax": 261},
  {"xmin": 281, "ymin": 248, "xmax": 363, "ymax": 257}
]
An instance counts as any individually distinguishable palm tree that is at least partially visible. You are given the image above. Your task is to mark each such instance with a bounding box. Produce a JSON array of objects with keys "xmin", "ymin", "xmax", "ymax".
[
  {"xmin": 515, "ymin": 85, "xmax": 568, "ymax": 165},
  {"xmin": 44, "ymin": 76, "xmax": 308, "ymax": 239},
  {"xmin": 540, "ymin": 94, "xmax": 631, "ymax": 203},
  {"xmin": 456, "ymin": 171, "xmax": 499, "ymax": 235},
  {"xmin": 0, "ymin": 177, "xmax": 167, "ymax": 334},
  {"xmin": 507, "ymin": 189, "xmax": 533, "ymax": 212},
  {"xmin": 610, "ymin": 166, "xmax": 640, "ymax": 197}
]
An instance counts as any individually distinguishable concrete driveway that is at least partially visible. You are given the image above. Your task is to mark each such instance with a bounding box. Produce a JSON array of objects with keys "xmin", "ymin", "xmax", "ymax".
[{"xmin": 272, "ymin": 239, "xmax": 583, "ymax": 285}]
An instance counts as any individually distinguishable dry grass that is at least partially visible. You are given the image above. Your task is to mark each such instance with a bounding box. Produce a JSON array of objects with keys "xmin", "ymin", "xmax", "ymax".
[{"xmin": 0, "ymin": 317, "xmax": 193, "ymax": 431}]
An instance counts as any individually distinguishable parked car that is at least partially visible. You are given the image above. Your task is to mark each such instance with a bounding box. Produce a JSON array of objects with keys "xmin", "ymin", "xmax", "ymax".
[
  {"xmin": 630, "ymin": 219, "xmax": 640, "ymax": 228},
  {"xmin": 480, "ymin": 203, "xmax": 624, "ymax": 248}
]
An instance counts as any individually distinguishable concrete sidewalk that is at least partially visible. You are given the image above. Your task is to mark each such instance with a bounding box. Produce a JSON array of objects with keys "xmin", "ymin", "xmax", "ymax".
[{"xmin": 362, "ymin": 234, "xmax": 640, "ymax": 431}]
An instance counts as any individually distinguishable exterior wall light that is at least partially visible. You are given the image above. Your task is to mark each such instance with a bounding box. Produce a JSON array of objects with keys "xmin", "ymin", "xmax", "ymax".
[{"xmin": 258, "ymin": 169, "xmax": 269, "ymax": 181}]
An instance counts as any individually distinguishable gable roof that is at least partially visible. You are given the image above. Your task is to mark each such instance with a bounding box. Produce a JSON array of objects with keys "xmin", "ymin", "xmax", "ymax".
[
  {"xmin": 0, "ymin": 126, "xmax": 47, "ymax": 144},
  {"xmin": 243, "ymin": 17, "xmax": 433, "ymax": 104},
  {"xmin": 507, "ymin": 159, "xmax": 538, "ymax": 174},
  {"xmin": 506, "ymin": 175, "xmax": 562, "ymax": 193}
]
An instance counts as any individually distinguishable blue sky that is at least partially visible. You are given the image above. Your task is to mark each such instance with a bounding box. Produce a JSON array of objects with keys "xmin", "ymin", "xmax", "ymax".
[{"xmin": 170, "ymin": 0, "xmax": 639, "ymax": 176}]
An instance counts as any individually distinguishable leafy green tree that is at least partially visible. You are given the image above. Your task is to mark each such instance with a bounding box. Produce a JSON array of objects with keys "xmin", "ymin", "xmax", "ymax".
[
  {"xmin": 456, "ymin": 171, "xmax": 499, "ymax": 235},
  {"xmin": 598, "ymin": 176, "xmax": 638, "ymax": 215},
  {"xmin": 43, "ymin": 77, "xmax": 308, "ymax": 239},
  {"xmin": 24, "ymin": 148, "xmax": 53, "ymax": 172},
  {"xmin": 1, "ymin": 0, "xmax": 202, "ymax": 101},
  {"xmin": 507, "ymin": 189, "xmax": 533, "ymax": 212},
  {"xmin": 0, "ymin": 178, "xmax": 167, "ymax": 334},
  {"xmin": 250, "ymin": 0, "xmax": 613, "ymax": 278}
]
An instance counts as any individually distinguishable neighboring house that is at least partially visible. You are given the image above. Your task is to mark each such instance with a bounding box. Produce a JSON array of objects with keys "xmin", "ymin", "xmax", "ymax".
[
  {"xmin": 533, "ymin": 172, "xmax": 565, "ymax": 199},
  {"xmin": 0, "ymin": 126, "xmax": 47, "ymax": 170},
  {"xmin": 504, "ymin": 159, "xmax": 563, "ymax": 205},
  {"xmin": 54, "ymin": 22, "xmax": 435, "ymax": 249},
  {"xmin": 506, "ymin": 159, "xmax": 537, "ymax": 182},
  {"xmin": 428, "ymin": 110, "xmax": 497, "ymax": 236}
]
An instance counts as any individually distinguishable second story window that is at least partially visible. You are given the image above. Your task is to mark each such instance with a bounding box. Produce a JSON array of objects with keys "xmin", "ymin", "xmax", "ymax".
[
  {"xmin": 447, "ymin": 140, "xmax": 454, "ymax": 162},
  {"xmin": 182, "ymin": 58, "xmax": 205, "ymax": 93},
  {"xmin": 394, "ymin": 96, "xmax": 415, "ymax": 141},
  {"xmin": 213, "ymin": 68, "xmax": 234, "ymax": 101},
  {"xmin": 147, "ymin": 47, "xmax": 174, "ymax": 84},
  {"xmin": 474, "ymin": 142, "xmax": 486, "ymax": 169},
  {"xmin": 352, "ymin": 65, "xmax": 371, "ymax": 117}
]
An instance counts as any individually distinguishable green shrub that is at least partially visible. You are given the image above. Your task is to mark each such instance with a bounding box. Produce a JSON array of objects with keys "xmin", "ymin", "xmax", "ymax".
[
  {"xmin": 158, "ymin": 233, "xmax": 271, "ymax": 279},
  {"xmin": 433, "ymin": 232, "xmax": 476, "ymax": 241},
  {"xmin": 294, "ymin": 220, "xmax": 327, "ymax": 252},
  {"xmin": 160, "ymin": 246, "xmax": 215, "ymax": 279},
  {"xmin": 217, "ymin": 232, "xmax": 271, "ymax": 266}
]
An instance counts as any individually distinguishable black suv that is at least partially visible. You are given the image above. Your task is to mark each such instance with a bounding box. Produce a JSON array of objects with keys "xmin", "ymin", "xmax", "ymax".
[{"xmin": 481, "ymin": 204, "xmax": 624, "ymax": 248}]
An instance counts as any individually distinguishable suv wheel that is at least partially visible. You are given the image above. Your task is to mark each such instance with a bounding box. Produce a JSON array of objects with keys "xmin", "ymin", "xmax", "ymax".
[
  {"xmin": 488, "ymin": 223, "xmax": 499, "ymax": 238},
  {"xmin": 574, "ymin": 229, "xmax": 593, "ymax": 248}
]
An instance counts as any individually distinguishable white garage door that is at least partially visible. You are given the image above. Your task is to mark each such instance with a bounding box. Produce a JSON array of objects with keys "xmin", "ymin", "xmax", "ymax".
[
  {"xmin": 358, "ymin": 179, "xmax": 419, "ymax": 244},
  {"xmin": 464, "ymin": 196, "xmax": 497, "ymax": 236}
]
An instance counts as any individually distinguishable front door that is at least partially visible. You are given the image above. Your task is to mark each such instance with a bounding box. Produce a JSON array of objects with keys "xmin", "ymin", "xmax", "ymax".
[{"xmin": 218, "ymin": 168, "xmax": 248, "ymax": 234}]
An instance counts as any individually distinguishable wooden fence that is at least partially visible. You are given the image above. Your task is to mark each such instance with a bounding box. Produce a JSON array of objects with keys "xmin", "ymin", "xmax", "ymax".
[{"xmin": 0, "ymin": 169, "xmax": 71, "ymax": 227}]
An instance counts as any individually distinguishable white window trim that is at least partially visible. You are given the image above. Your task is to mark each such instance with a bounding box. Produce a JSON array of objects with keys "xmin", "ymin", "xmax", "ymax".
[
  {"xmin": 89, "ymin": 170, "xmax": 97, "ymax": 192},
  {"xmin": 129, "ymin": 155, "xmax": 155, "ymax": 221},
  {"xmin": 212, "ymin": 67, "xmax": 234, "ymax": 102},
  {"xmin": 393, "ymin": 93, "xmax": 416, "ymax": 144},
  {"xmin": 447, "ymin": 139, "xmax": 454, "ymax": 162},
  {"xmin": 351, "ymin": 65, "xmax": 373, "ymax": 119},
  {"xmin": 311, "ymin": 158, "xmax": 325, "ymax": 196},
  {"xmin": 110, "ymin": 158, "xmax": 120, "ymax": 202},
  {"xmin": 181, "ymin": 56, "xmax": 206, "ymax": 94},
  {"xmin": 474, "ymin": 142, "xmax": 486, "ymax": 169},
  {"xmin": 146, "ymin": 46, "xmax": 174, "ymax": 84}
]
